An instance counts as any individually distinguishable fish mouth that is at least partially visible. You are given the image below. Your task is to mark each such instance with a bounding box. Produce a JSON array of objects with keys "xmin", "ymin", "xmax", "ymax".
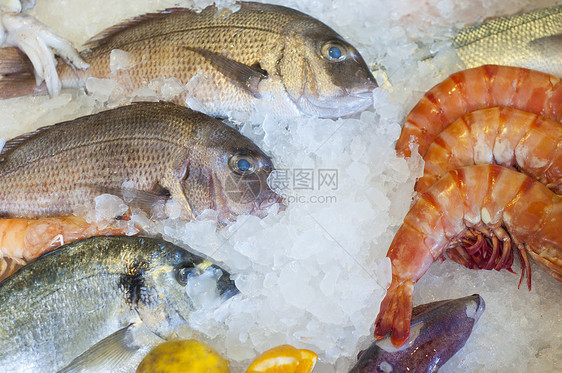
[
  {"xmin": 351, "ymin": 91, "xmax": 374, "ymax": 100},
  {"xmin": 350, "ymin": 77, "xmax": 378, "ymax": 96},
  {"xmin": 348, "ymin": 84, "xmax": 376, "ymax": 100},
  {"xmin": 258, "ymin": 194, "xmax": 284, "ymax": 209},
  {"xmin": 185, "ymin": 263, "xmax": 240, "ymax": 310},
  {"xmin": 294, "ymin": 72, "xmax": 376, "ymax": 118},
  {"xmin": 467, "ymin": 294, "xmax": 486, "ymax": 322},
  {"xmin": 298, "ymin": 81, "xmax": 376, "ymax": 118},
  {"xmin": 209, "ymin": 264, "xmax": 240, "ymax": 300},
  {"xmin": 297, "ymin": 93, "xmax": 374, "ymax": 118},
  {"xmin": 252, "ymin": 190, "xmax": 284, "ymax": 213}
]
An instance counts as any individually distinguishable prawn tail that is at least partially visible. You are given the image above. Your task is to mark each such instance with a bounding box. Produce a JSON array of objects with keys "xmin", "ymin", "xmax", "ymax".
[
  {"xmin": 0, "ymin": 47, "xmax": 47, "ymax": 99},
  {"xmin": 373, "ymin": 280, "xmax": 414, "ymax": 347}
]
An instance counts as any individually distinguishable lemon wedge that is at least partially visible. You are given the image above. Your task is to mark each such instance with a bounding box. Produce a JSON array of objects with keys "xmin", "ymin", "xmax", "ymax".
[{"xmin": 136, "ymin": 339, "xmax": 229, "ymax": 373}]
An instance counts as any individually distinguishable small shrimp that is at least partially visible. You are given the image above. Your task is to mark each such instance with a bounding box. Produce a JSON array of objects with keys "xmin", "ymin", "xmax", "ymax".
[
  {"xmin": 396, "ymin": 65, "xmax": 562, "ymax": 158},
  {"xmin": 374, "ymin": 164, "xmax": 561, "ymax": 347},
  {"xmin": 417, "ymin": 107, "xmax": 562, "ymax": 193},
  {"xmin": 0, "ymin": 215, "xmax": 134, "ymax": 281}
]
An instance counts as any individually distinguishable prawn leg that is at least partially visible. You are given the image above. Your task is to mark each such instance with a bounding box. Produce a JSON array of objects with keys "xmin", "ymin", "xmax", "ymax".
[{"xmin": 375, "ymin": 165, "xmax": 562, "ymax": 347}]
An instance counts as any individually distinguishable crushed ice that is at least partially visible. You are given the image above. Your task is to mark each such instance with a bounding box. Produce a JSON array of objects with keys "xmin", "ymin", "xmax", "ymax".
[{"xmin": 0, "ymin": 0, "xmax": 557, "ymax": 372}]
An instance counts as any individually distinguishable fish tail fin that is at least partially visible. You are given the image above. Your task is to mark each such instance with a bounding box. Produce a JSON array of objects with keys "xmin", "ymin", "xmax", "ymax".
[
  {"xmin": 0, "ymin": 47, "xmax": 48, "ymax": 99},
  {"xmin": 373, "ymin": 280, "xmax": 414, "ymax": 347}
]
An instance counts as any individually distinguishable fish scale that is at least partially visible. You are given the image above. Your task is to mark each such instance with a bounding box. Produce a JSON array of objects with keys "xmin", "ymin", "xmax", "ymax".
[
  {"xmin": 0, "ymin": 101, "xmax": 279, "ymax": 222},
  {"xmin": 0, "ymin": 2, "xmax": 377, "ymax": 117},
  {"xmin": 70, "ymin": 7, "xmax": 288, "ymax": 91},
  {"xmin": 0, "ymin": 236, "xmax": 239, "ymax": 372},
  {"xmin": 454, "ymin": 5, "xmax": 562, "ymax": 76},
  {"xmin": 8, "ymin": 1, "xmax": 377, "ymax": 119}
]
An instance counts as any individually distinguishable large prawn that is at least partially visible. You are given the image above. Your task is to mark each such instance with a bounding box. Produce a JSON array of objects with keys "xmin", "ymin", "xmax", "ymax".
[
  {"xmin": 417, "ymin": 107, "xmax": 562, "ymax": 194},
  {"xmin": 0, "ymin": 216, "xmax": 133, "ymax": 281},
  {"xmin": 374, "ymin": 164, "xmax": 561, "ymax": 347},
  {"xmin": 396, "ymin": 65, "xmax": 562, "ymax": 158}
]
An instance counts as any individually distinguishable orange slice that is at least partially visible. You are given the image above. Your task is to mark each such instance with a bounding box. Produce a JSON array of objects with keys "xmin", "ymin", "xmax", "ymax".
[{"xmin": 246, "ymin": 344, "xmax": 318, "ymax": 373}]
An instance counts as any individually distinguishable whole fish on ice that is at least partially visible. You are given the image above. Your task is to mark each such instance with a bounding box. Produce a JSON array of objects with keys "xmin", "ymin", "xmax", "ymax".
[
  {"xmin": 0, "ymin": 101, "xmax": 280, "ymax": 222},
  {"xmin": 0, "ymin": 235, "xmax": 239, "ymax": 372},
  {"xmin": 0, "ymin": 2, "xmax": 377, "ymax": 119},
  {"xmin": 453, "ymin": 5, "xmax": 562, "ymax": 75},
  {"xmin": 350, "ymin": 294, "xmax": 485, "ymax": 373}
]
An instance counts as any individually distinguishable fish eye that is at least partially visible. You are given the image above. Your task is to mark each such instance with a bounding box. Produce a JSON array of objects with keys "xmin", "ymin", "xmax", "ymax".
[
  {"xmin": 321, "ymin": 41, "xmax": 348, "ymax": 62},
  {"xmin": 176, "ymin": 266, "xmax": 195, "ymax": 285},
  {"xmin": 329, "ymin": 46, "xmax": 342, "ymax": 59},
  {"xmin": 237, "ymin": 158, "xmax": 251, "ymax": 172},
  {"xmin": 229, "ymin": 153, "xmax": 256, "ymax": 175}
]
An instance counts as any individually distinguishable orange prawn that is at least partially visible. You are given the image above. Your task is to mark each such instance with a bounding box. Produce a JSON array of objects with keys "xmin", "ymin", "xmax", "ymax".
[
  {"xmin": 0, "ymin": 216, "xmax": 133, "ymax": 281},
  {"xmin": 396, "ymin": 65, "xmax": 562, "ymax": 158},
  {"xmin": 417, "ymin": 107, "xmax": 562, "ymax": 193},
  {"xmin": 374, "ymin": 164, "xmax": 562, "ymax": 347}
]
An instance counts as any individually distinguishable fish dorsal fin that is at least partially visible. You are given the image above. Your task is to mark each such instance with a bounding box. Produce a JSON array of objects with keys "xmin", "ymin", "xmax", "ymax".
[
  {"xmin": 0, "ymin": 124, "xmax": 57, "ymax": 161},
  {"xmin": 57, "ymin": 324, "xmax": 139, "ymax": 373},
  {"xmin": 84, "ymin": 8, "xmax": 200, "ymax": 49},
  {"xmin": 187, "ymin": 47, "xmax": 268, "ymax": 97}
]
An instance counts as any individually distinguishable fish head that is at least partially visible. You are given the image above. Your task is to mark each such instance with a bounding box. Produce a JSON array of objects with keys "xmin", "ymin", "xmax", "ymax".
[
  {"xmin": 274, "ymin": 22, "xmax": 377, "ymax": 118},
  {"xmin": 150, "ymin": 241, "xmax": 239, "ymax": 324},
  {"xmin": 181, "ymin": 124, "xmax": 282, "ymax": 222}
]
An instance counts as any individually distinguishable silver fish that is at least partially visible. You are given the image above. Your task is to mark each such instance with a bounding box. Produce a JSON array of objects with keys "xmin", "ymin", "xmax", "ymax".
[
  {"xmin": 0, "ymin": 236, "xmax": 239, "ymax": 372},
  {"xmin": 453, "ymin": 5, "xmax": 562, "ymax": 76},
  {"xmin": 350, "ymin": 294, "xmax": 485, "ymax": 373}
]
